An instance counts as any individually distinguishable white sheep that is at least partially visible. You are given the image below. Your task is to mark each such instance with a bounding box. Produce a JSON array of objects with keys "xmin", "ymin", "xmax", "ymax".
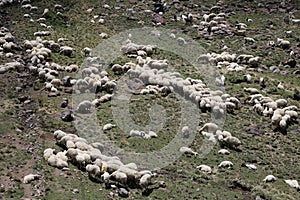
[
  {"xmin": 218, "ymin": 161, "xmax": 233, "ymax": 168},
  {"xmin": 199, "ymin": 122, "xmax": 219, "ymax": 134},
  {"xmin": 245, "ymin": 164, "xmax": 257, "ymax": 170},
  {"xmin": 139, "ymin": 174, "xmax": 152, "ymax": 189},
  {"xmin": 196, "ymin": 164, "xmax": 212, "ymax": 173},
  {"xmin": 179, "ymin": 146, "xmax": 198, "ymax": 156},
  {"xmin": 103, "ymin": 123, "xmax": 116, "ymax": 131},
  {"xmin": 23, "ymin": 174, "xmax": 41, "ymax": 184},
  {"xmin": 218, "ymin": 149, "xmax": 230, "ymax": 155},
  {"xmin": 86, "ymin": 164, "xmax": 101, "ymax": 179},
  {"xmin": 263, "ymin": 175, "xmax": 276, "ymax": 182},
  {"xmin": 284, "ymin": 180, "xmax": 299, "ymax": 189}
]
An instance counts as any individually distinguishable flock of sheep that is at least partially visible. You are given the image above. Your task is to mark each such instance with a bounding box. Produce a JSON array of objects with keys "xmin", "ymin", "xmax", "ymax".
[{"xmin": 0, "ymin": 0, "xmax": 299, "ymax": 198}]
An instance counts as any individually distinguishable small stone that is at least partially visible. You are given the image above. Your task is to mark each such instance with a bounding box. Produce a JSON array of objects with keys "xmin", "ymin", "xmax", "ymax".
[
  {"xmin": 159, "ymin": 181, "xmax": 166, "ymax": 188},
  {"xmin": 72, "ymin": 188, "xmax": 79, "ymax": 194},
  {"xmin": 118, "ymin": 188, "xmax": 129, "ymax": 198},
  {"xmin": 61, "ymin": 110, "xmax": 75, "ymax": 122}
]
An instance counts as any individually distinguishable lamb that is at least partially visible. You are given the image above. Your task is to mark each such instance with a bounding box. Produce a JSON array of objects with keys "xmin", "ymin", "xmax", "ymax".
[
  {"xmin": 179, "ymin": 146, "xmax": 198, "ymax": 156},
  {"xmin": 263, "ymin": 175, "xmax": 276, "ymax": 182},
  {"xmin": 23, "ymin": 174, "xmax": 41, "ymax": 184},
  {"xmin": 196, "ymin": 164, "xmax": 212, "ymax": 173},
  {"xmin": 218, "ymin": 161, "xmax": 233, "ymax": 168}
]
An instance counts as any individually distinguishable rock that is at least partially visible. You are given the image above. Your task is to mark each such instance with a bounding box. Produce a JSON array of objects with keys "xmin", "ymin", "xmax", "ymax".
[
  {"xmin": 61, "ymin": 110, "xmax": 75, "ymax": 122},
  {"xmin": 62, "ymin": 76, "xmax": 72, "ymax": 87},
  {"xmin": 18, "ymin": 95, "xmax": 30, "ymax": 103},
  {"xmin": 159, "ymin": 181, "xmax": 166, "ymax": 188},
  {"xmin": 285, "ymin": 59, "xmax": 296, "ymax": 68},
  {"xmin": 72, "ymin": 188, "xmax": 79, "ymax": 194},
  {"xmin": 293, "ymin": 70, "xmax": 300, "ymax": 75},
  {"xmin": 61, "ymin": 98, "xmax": 68, "ymax": 108},
  {"xmin": 280, "ymin": 70, "xmax": 289, "ymax": 75},
  {"xmin": 246, "ymin": 124, "xmax": 263, "ymax": 135},
  {"xmin": 118, "ymin": 188, "xmax": 129, "ymax": 198},
  {"xmin": 48, "ymin": 92, "xmax": 60, "ymax": 97}
]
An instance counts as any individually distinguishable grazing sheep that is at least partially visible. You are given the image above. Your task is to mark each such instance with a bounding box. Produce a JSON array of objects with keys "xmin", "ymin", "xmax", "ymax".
[
  {"xmin": 23, "ymin": 174, "xmax": 41, "ymax": 184},
  {"xmin": 284, "ymin": 180, "xmax": 299, "ymax": 189},
  {"xmin": 179, "ymin": 146, "xmax": 198, "ymax": 156},
  {"xmin": 103, "ymin": 123, "xmax": 116, "ymax": 131},
  {"xmin": 60, "ymin": 46, "xmax": 74, "ymax": 56},
  {"xmin": 263, "ymin": 175, "xmax": 276, "ymax": 182},
  {"xmin": 139, "ymin": 174, "xmax": 152, "ymax": 189},
  {"xmin": 245, "ymin": 164, "xmax": 257, "ymax": 170},
  {"xmin": 218, "ymin": 161, "xmax": 233, "ymax": 168},
  {"xmin": 83, "ymin": 47, "xmax": 92, "ymax": 56},
  {"xmin": 86, "ymin": 164, "xmax": 101, "ymax": 179},
  {"xmin": 218, "ymin": 149, "xmax": 230, "ymax": 155},
  {"xmin": 199, "ymin": 122, "xmax": 219, "ymax": 134},
  {"xmin": 196, "ymin": 164, "xmax": 212, "ymax": 173}
]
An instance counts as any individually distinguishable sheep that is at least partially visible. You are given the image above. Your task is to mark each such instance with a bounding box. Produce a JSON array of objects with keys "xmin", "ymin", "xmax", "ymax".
[
  {"xmin": 34, "ymin": 31, "xmax": 51, "ymax": 37},
  {"xmin": 277, "ymin": 38, "xmax": 290, "ymax": 49},
  {"xmin": 275, "ymin": 99, "xmax": 288, "ymax": 107},
  {"xmin": 263, "ymin": 175, "xmax": 276, "ymax": 182},
  {"xmin": 23, "ymin": 174, "xmax": 41, "ymax": 184},
  {"xmin": 284, "ymin": 180, "xmax": 299, "ymax": 189},
  {"xmin": 139, "ymin": 174, "xmax": 152, "ymax": 189},
  {"xmin": 101, "ymin": 171, "xmax": 111, "ymax": 183},
  {"xmin": 99, "ymin": 94, "xmax": 112, "ymax": 103},
  {"xmin": 83, "ymin": 47, "xmax": 92, "ymax": 56},
  {"xmin": 244, "ymin": 87, "xmax": 259, "ymax": 94},
  {"xmin": 196, "ymin": 164, "xmax": 212, "ymax": 173},
  {"xmin": 60, "ymin": 46, "xmax": 74, "ymax": 56},
  {"xmin": 103, "ymin": 123, "xmax": 116, "ymax": 131},
  {"xmin": 179, "ymin": 146, "xmax": 198, "ymax": 156},
  {"xmin": 244, "ymin": 37, "xmax": 255, "ymax": 44},
  {"xmin": 218, "ymin": 149, "xmax": 230, "ymax": 155},
  {"xmin": 111, "ymin": 171, "xmax": 128, "ymax": 185},
  {"xmin": 284, "ymin": 110, "xmax": 298, "ymax": 119},
  {"xmin": 76, "ymin": 100, "xmax": 93, "ymax": 113},
  {"xmin": 44, "ymin": 148, "xmax": 55, "ymax": 160},
  {"xmin": 53, "ymin": 130, "xmax": 67, "ymax": 140},
  {"xmin": 218, "ymin": 161, "xmax": 233, "ymax": 168},
  {"xmin": 86, "ymin": 164, "xmax": 101, "ymax": 180},
  {"xmin": 245, "ymin": 164, "xmax": 257, "ymax": 170},
  {"xmin": 198, "ymin": 122, "xmax": 218, "ymax": 134}
]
